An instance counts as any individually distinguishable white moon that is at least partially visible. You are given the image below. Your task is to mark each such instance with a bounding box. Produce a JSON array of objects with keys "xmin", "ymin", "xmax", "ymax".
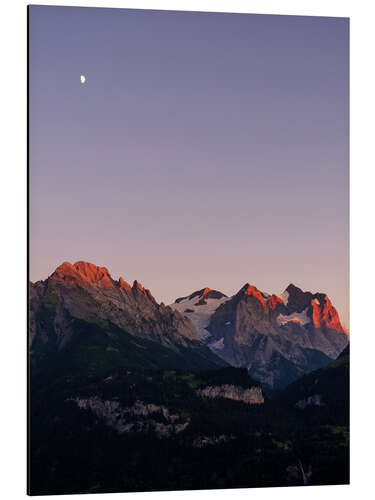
[{"xmin": 80, "ymin": 75, "xmax": 86, "ymax": 84}]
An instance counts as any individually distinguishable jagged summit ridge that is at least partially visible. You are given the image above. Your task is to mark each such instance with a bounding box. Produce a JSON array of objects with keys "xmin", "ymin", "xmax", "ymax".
[
  {"xmin": 171, "ymin": 281, "xmax": 346, "ymax": 339},
  {"xmin": 51, "ymin": 261, "xmax": 115, "ymax": 288},
  {"xmin": 50, "ymin": 261, "xmax": 152, "ymax": 297},
  {"xmin": 45, "ymin": 263, "xmax": 346, "ymax": 337}
]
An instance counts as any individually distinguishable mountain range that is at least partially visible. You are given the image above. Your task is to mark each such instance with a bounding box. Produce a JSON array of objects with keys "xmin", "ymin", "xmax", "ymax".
[
  {"xmin": 28, "ymin": 261, "xmax": 349, "ymax": 494},
  {"xmin": 170, "ymin": 282, "xmax": 348, "ymax": 390},
  {"xmin": 29, "ymin": 261, "xmax": 348, "ymax": 390}
]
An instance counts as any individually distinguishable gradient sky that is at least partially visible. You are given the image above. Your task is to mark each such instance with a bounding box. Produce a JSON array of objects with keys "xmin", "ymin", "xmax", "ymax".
[{"xmin": 29, "ymin": 6, "xmax": 349, "ymax": 328}]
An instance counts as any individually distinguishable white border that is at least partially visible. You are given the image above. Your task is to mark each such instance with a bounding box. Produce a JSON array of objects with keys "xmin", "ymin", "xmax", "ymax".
[{"xmin": 1, "ymin": 1, "xmax": 375, "ymax": 499}]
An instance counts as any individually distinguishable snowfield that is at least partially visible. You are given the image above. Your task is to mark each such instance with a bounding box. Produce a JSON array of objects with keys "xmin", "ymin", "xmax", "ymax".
[{"xmin": 169, "ymin": 294, "xmax": 230, "ymax": 339}]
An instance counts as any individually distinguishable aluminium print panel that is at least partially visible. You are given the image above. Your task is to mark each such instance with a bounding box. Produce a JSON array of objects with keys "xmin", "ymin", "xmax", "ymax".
[{"xmin": 28, "ymin": 5, "xmax": 349, "ymax": 495}]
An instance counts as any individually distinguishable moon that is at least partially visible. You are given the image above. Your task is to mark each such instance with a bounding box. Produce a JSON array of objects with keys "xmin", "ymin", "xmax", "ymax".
[{"xmin": 80, "ymin": 75, "xmax": 86, "ymax": 84}]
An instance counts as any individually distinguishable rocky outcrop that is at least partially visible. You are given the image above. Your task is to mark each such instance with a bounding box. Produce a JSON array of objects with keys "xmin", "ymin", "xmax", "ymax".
[
  {"xmin": 192, "ymin": 434, "xmax": 235, "ymax": 448},
  {"xmin": 196, "ymin": 384, "xmax": 264, "ymax": 404},
  {"xmin": 69, "ymin": 397, "xmax": 189, "ymax": 438},
  {"xmin": 295, "ymin": 394, "xmax": 325, "ymax": 409}
]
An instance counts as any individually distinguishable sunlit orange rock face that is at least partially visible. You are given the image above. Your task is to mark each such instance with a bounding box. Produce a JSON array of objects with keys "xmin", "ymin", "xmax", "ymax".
[
  {"xmin": 311, "ymin": 295, "xmax": 346, "ymax": 334},
  {"xmin": 132, "ymin": 280, "xmax": 152, "ymax": 298},
  {"xmin": 74, "ymin": 261, "xmax": 115, "ymax": 288},
  {"xmin": 51, "ymin": 261, "xmax": 116, "ymax": 289},
  {"xmin": 241, "ymin": 284, "xmax": 266, "ymax": 307},
  {"xmin": 267, "ymin": 294, "xmax": 283, "ymax": 310},
  {"xmin": 50, "ymin": 261, "xmax": 156, "ymax": 302},
  {"xmin": 119, "ymin": 277, "xmax": 131, "ymax": 290},
  {"xmin": 51, "ymin": 261, "xmax": 132, "ymax": 290}
]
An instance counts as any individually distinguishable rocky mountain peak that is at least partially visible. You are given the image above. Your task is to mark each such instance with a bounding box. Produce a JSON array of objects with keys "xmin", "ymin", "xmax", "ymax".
[
  {"xmin": 30, "ymin": 261, "xmax": 215, "ymax": 358},
  {"xmin": 196, "ymin": 288, "xmax": 228, "ymax": 305},
  {"xmin": 132, "ymin": 280, "xmax": 154, "ymax": 300},
  {"xmin": 284, "ymin": 283, "xmax": 312, "ymax": 311},
  {"xmin": 49, "ymin": 261, "xmax": 155, "ymax": 299},
  {"xmin": 51, "ymin": 261, "xmax": 116, "ymax": 289},
  {"xmin": 202, "ymin": 281, "xmax": 348, "ymax": 389},
  {"xmin": 175, "ymin": 288, "xmax": 227, "ymax": 305},
  {"xmin": 285, "ymin": 283, "xmax": 301, "ymax": 294},
  {"xmin": 238, "ymin": 283, "xmax": 266, "ymax": 307}
]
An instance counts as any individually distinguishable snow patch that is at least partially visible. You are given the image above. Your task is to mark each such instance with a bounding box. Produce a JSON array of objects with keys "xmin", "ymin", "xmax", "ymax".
[
  {"xmin": 169, "ymin": 295, "xmax": 229, "ymax": 339},
  {"xmin": 277, "ymin": 307, "xmax": 310, "ymax": 326}
]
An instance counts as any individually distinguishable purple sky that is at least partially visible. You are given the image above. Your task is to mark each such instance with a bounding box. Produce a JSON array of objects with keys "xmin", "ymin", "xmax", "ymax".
[{"xmin": 29, "ymin": 6, "xmax": 349, "ymax": 328}]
